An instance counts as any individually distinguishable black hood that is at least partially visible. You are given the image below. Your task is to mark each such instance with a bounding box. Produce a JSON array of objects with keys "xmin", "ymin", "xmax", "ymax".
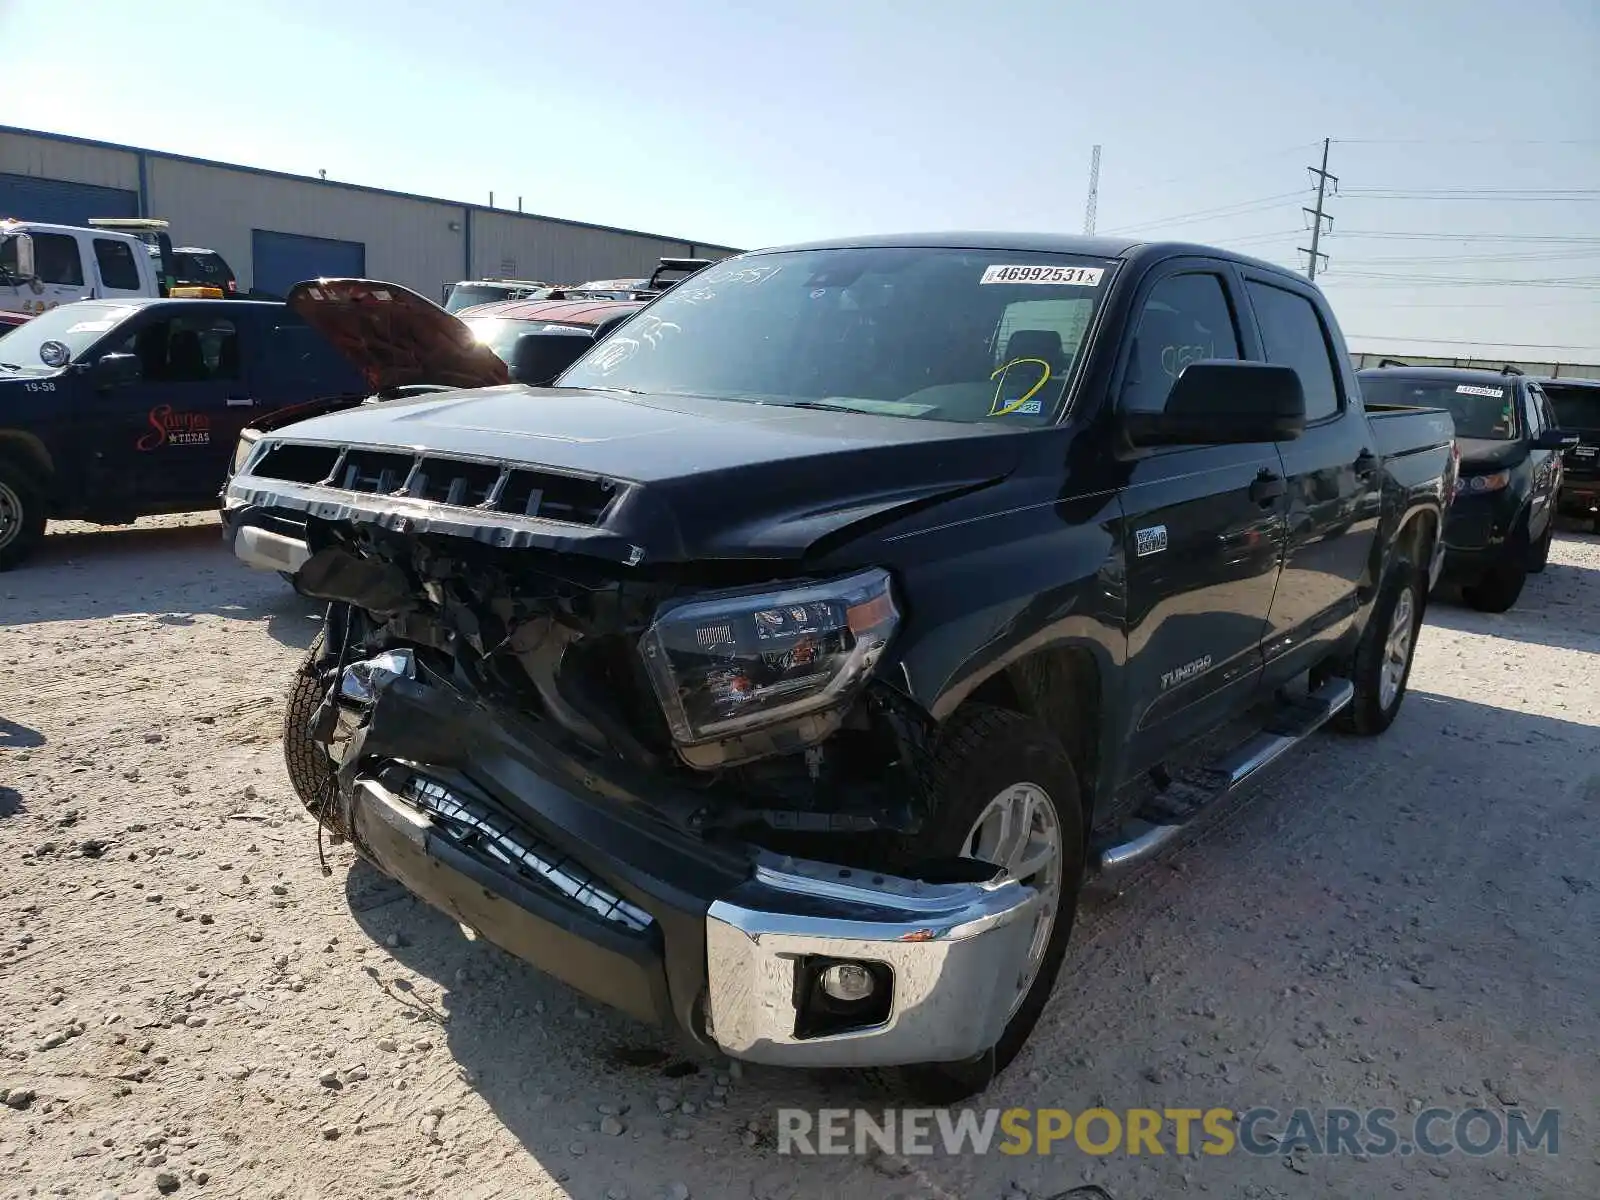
[{"xmin": 230, "ymin": 385, "xmax": 1026, "ymax": 564}]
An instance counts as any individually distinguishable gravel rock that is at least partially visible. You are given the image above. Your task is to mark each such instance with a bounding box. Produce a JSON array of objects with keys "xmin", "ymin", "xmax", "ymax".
[
  {"xmin": 320, "ymin": 1123, "xmax": 340, "ymax": 1140},
  {"xmin": 3, "ymin": 1087, "xmax": 36, "ymax": 1109},
  {"xmin": 600, "ymin": 1115, "xmax": 626, "ymax": 1136},
  {"xmin": 318, "ymin": 1069, "xmax": 341, "ymax": 1088},
  {"xmin": 154, "ymin": 1170, "xmax": 180, "ymax": 1193}
]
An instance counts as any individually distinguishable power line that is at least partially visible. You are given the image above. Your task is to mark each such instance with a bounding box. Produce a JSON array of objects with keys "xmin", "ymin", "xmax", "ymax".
[
  {"xmin": 1347, "ymin": 335, "xmax": 1600, "ymax": 351},
  {"xmin": 1335, "ymin": 230, "xmax": 1600, "ymax": 243},
  {"xmin": 1333, "ymin": 248, "xmax": 1600, "ymax": 266},
  {"xmin": 1125, "ymin": 142, "xmax": 1322, "ymax": 194},
  {"xmin": 1099, "ymin": 191, "xmax": 1307, "ymax": 236},
  {"xmin": 1341, "ymin": 191, "xmax": 1600, "ymax": 202},
  {"xmin": 1332, "ymin": 138, "xmax": 1600, "ymax": 146}
]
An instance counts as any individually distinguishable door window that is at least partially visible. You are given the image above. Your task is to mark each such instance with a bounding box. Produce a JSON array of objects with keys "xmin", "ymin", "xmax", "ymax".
[
  {"xmin": 113, "ymin": 315, "xmax": 240, "ymax": 382},
  {"xmin": 1120, "ymin": 273, "xmax": 1241, "ymax": 413},
  {"xmin": 94, "ymin": 239, "xmax": 142, "ymax": 291},
  {"xmin": 1246, "ymin": 281, "xmax": 1341, "ymax": 422},
  {"xmin": 1522, "ymin": 385, "xmax": 1544, "ymax": 437},
  {"xmin": 33, "ymin": 234, "xmax": 85, "ymax": 286}
]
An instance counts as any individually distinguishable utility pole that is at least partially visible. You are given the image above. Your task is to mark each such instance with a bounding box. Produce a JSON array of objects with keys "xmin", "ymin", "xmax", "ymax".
[
  {"xmin": 1083, "ymin": 145, "xmax": 1101, "ymax": 236},
  {"xmin": 1299, "ymin": 138, "xmax": 1337, "ymax": 280}
]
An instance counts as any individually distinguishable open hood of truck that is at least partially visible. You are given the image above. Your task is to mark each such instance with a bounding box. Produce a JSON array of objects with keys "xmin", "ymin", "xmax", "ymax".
[
  {"xmin": 228, "ymin": 385, "xmax": 1025, "ymax": 564},
  {"xmin": 287, "ymin": 278, "xmax": 510, "ymax": 395}
]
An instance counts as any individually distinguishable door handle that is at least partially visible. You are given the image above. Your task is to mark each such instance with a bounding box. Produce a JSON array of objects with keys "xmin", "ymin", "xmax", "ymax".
[
  {"xmin": 1249, "ymin": 470, "xmax": 1286, "ymax": 506},
  {"xmin": 225, "ymin": 396, "xmax": 255, "ymax": 408},
  {"xmin": 1354, "ymin": 448, "xmax": 1378, "ymax": 476}
]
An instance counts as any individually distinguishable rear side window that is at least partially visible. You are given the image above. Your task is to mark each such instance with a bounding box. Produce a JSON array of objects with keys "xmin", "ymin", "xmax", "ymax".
[
  {"xmin": 1246, "ymin": 282, "xmax": 1341, "ymax": 422},
  {"xmin": 1120, "ymin": 273, "xmax": 1241, "ymax": 414},
  {"xmin": 1545, "ymin": 384, "xmax": 1600, "ymax": 431},
  {"xmin": 94, "ymin": 239, "xmax": 141, "ymax": 290}
]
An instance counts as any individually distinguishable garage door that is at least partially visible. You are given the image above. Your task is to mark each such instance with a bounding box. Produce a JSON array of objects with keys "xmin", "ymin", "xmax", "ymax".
[
  {"xmin": 250, "ymin": 229, "xmax": 366, "ymax": 300},
  {"xmin": 0, "ymin": 172, "xmax": 139, "ymax": 226}
]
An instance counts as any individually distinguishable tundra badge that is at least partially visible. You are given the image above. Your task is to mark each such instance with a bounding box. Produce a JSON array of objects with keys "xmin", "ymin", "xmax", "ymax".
[{"xmin": 1135, "ymin": 525, "xmax": 1169, "ymax": 557}]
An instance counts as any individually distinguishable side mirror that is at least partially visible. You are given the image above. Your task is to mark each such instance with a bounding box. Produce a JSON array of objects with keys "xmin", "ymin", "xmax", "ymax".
[
  {"xmin": 11, "ymin": 233, "xmax": 36, "ymax": 282},
  {"xmin": 90, "ymin": 352, "xmax": 143, "ymax": 387},
  {"xmin": 508, "ymin": 329, "xmax": 591, "ymax": 386},
  {"xmin": 1123, "ymin": 361, "xmax": 1307, "ymax": 447},
  {"xmin": 1533, "ymin": 428, "xmax": 1580, "ymax": 451}
]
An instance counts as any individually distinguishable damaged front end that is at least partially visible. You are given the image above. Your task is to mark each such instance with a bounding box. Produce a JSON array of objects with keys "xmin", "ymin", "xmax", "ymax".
[{"xmin": 272, "ymin": 498, "xmax": 1041, "ymax": 1066}]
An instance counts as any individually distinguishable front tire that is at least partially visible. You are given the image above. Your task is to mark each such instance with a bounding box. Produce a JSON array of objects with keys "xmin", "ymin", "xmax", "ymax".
[
  {"xmin": 1338, "ymin": 554, "xmax": 1423, "ymax": 736},
  {"xmin": 1527, "ymin": 522, "xmax": 1552, "ymax": 574},
  {"xmin": 283, "ymin": 632, "xmax": 339, "ymax": 822},
  {"xmin": 0, "ymin": 461, "xmax": 47, "ymax": 572},
  {"xmin": 867, "ymin": 706, "xmax": 1086, "ymax": 1103},
  {"xmin": 1461, "ymin": 556, "xmax": 1527, "ymax": 612}
]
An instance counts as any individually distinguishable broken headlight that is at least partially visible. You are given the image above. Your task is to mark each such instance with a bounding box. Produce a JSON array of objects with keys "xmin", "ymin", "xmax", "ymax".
[{"xmin": 638, "ymin": 568, "xmax": 899, "ymax": 747}]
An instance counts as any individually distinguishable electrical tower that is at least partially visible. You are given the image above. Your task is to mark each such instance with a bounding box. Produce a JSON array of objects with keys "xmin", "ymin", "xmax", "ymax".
[
  {"xmin": 1299, "ymin": 138, "xmax": 1337, "ymax": 280},
  {"xmin": 1083, "ymin": 145, "xmax": 1101, "ymax": 236}
]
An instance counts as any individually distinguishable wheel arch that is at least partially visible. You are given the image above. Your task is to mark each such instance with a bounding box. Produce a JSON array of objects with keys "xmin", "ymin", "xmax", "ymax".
[{"xmin": 0, "ymin": 431, "xmax": 56, "ymax": 486}]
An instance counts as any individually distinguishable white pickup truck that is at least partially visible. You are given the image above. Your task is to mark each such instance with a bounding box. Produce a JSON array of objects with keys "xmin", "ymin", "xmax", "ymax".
[{"xmin": 0, "ymin": 218, "xmax": 190, "ymax": 321}]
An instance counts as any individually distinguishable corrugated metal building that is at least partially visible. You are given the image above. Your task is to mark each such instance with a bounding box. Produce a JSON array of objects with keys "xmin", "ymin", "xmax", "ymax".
[
  {"xmin": 0, "ymin": 125, "xmax": 741, "ymax": 301},
  {"xmin": 1348, "ymin": 350, "xmax": 1600, "ymax": 381}
]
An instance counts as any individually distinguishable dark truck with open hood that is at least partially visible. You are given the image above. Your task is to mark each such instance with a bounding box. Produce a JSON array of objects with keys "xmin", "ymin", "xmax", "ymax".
[{"xmin": 224, "ymin": 235, "xmax": 1456, "ymax": 1100}]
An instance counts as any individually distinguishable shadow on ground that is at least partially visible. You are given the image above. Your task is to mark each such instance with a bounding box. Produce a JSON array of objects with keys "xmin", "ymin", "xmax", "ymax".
[
  {"xmin": 0, "ymin": 719, "xmax": 45, "ymax": 749},
  {"xmin": 1426, "ymin": 532, "xmax": 1600, "ymax": 654},
  {"xmin": 328, "ymin": 688, "xmax": 1599, "ymax": 1198}
]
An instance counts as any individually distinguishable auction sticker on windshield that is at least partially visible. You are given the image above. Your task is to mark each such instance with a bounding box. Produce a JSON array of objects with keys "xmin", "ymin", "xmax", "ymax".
[
  {"xmin": 981, "ymin": 264, "xmax": 1104, "ymax": 286},
  {"xmin": 1456, "ymin": 385, "xmax": 1505, "ymax": 398}
]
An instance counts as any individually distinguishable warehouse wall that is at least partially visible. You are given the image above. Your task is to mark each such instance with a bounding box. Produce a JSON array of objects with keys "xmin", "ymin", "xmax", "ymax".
[
  {"xmin": 0, "ymin": 126, "xmax": 740, "ymax": 301},
  {"xmin": 0, "ymin": 130, "xmax": 139, "ymax": 192},
  {"xmin": 145, "ymin": 157, "xmax": 465, "ymax": 295},
  {"xmin": 470, "ymin": 210, "xmax": 734, "ymax": 285}
]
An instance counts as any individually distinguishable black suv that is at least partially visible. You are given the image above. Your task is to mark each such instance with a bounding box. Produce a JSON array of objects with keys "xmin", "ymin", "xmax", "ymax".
[
  {"xmin": 1541, "ymin": 377, "xmax": 1600, "ymax": 530},
  {"xmin": 1359, "ymin": 364, "xmax": 1574, "ymax": 612}
]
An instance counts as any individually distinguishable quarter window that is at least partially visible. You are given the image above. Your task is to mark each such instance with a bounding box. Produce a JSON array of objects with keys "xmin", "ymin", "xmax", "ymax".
[
  {"xmin": 1120, "ymin": 273, "xmax": 1241, "ymax": 414},
  {"xmin": 1246, "ymin": 281, "xmax": 1341, "ymax": 422}
]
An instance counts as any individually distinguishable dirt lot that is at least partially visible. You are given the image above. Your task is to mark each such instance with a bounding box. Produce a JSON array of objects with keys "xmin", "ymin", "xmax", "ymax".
[{"xmin": 2, "ymin": 514, "xmax": 1597, "ymax": 1200}]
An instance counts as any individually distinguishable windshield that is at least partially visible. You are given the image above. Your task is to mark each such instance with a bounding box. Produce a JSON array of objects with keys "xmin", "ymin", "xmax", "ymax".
[
  {"xmin": 1360, "ymin": 375, "xmax": 1520, "ymax": 440},
  {"xmin": 464, "ymin": 316, "xmax": 592, "ymax": 363},
  {"xmin": 558, "ymin": 247, "xmax": 1115, "ymax": 425},
  {"xmin": 0, "ymin": 301, "xmax": 138, "ymax": 373},
  {"xmin": 1543, "ymin": 383, "xmax": 1600, "ymax": 431}
]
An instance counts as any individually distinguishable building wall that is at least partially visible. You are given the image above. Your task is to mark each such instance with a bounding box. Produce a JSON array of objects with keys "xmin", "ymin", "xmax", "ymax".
[{"xmin": 0, "ymin": 126, "xmax": 740, "ymax": 300}]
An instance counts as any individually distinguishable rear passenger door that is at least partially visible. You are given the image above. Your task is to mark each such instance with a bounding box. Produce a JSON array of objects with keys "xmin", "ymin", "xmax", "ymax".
[
  {"xmin": 1241, "ymin": 273, "xmax": 1379, "ymax": 685},
  {"xmin": 1523, "ymin": 383, "xmax": 1558, "ymax": 539},
  {"xmin": 1116, "ymin": 260, "xmax": 1288, "ymax": 774}
]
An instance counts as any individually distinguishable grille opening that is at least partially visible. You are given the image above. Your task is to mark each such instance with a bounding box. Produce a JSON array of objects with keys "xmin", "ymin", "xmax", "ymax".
[
  {"xmin": 410, "ymin": 457, "xmax": 503, "ymax": 506},
  {"xmin": 498, "ymin": 469, "xmax": 615, "ymax": 525},
  {"xmin": 340, "ymin": 450, "xmax": 417, "ymax": 495},
  {"xmin": 254, "ymin": 443, "xmax": 340, "ymax": 484}
]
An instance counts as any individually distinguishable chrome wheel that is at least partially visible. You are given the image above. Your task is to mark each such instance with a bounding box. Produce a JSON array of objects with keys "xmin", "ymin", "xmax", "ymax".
[
  {"xmin": 0, "ymin": 479, "xmax": 23, "ymax": 552},
  {"xmin": 1380, "ymin": 585, "xmax": 1416, "ymax": 712},
  {"xmin": 963, "ymin": 782, "xmax": 1062, "ymax": 1019}
]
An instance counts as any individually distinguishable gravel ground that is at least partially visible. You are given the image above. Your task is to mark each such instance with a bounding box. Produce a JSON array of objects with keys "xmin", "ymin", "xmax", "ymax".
[{"xmin": 2, "ymin": 513, "xmax": 1597, "ymax": 1200}]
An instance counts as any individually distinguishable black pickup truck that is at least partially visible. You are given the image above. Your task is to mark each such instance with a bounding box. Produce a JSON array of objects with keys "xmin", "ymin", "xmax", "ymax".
[
  {"xmin": 0, "ymin": 297, "xmax": 364, "ymax": 569},
  {"xmin": 223, "ymin": 234, "xmax": 1456, "ymax": 1100}
]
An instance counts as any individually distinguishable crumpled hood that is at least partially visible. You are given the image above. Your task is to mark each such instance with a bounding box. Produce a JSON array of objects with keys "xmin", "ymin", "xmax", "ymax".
[
  {"xmin": 288, "ymin": 278, "xmax": 510, "ymax": 394},
  {"xmin": 231, "ymin": 384, "xmax": 1025, "ymax": 563},
  {"xmin": 1456, "ymin": 437, "xmax": 1528, "ymax": 472}
]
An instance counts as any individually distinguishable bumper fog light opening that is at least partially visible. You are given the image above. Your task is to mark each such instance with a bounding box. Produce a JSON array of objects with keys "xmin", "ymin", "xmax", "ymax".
[{"xmin": 820, "ymin": 962, "xmax": 876, "ymax": 1002}]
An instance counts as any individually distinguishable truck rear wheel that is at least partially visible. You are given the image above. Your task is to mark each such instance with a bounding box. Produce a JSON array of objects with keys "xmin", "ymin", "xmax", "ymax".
[
  {"xmin": 865, "ymin": 705, "xmax": 1085, "ymax": 1104},
  {"xmin": 1337, "ymin": 553, "xmax": 1423, "ymax": 736},
  {"xmin": 0, "ymin": 461, "xmax": 47, "ymax": 572}
]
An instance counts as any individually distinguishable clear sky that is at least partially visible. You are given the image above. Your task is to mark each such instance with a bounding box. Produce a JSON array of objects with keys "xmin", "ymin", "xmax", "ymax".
[{"xmin": 4, "ymin": 0, "xmax": 1597, "ymax": 359}]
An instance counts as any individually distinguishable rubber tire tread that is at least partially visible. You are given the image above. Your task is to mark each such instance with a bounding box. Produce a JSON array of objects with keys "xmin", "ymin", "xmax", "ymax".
[
  {"xmin": 1336, "ymin": 554, "xmax": 1422, "ymax": 736},
  {"xmin": 283, "ymin": 631, "xmax": 340, "ymax": 821},
  {"xmin": 858, "ymin": 704, "xmax": 1085, "ymax": 1104},
  {"xmin": 0, "ymin": 456, "xmax": 48, "ymax": 572}
]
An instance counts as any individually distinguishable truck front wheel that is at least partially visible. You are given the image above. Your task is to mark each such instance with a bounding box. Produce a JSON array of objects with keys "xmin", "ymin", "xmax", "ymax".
[
  {"xmin": 0, "ymin": 461, "xmax": 47, "ymax": 572},
  {"xmin": 869, "ymin": 705, "xmax": 1086, "ymax": 1103},
  {"xmin": 283, "ymin": 632, "xmax": 340, "ymax": 825}
]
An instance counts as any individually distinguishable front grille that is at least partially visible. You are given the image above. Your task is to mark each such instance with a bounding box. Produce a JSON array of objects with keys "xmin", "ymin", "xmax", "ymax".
[
  {"xmin": 401, "ymin": 774, "xmax": 653, "ymax": 931},
  {"xmin": 248, "ymin": 443, "xmax": 619, "ymax": 527}
]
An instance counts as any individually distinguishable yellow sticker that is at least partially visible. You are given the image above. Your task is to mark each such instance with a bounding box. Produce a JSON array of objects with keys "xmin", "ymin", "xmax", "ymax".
[{"xmin": 988, "ymin": 357, "xmax": 1052, "ymax": 416}]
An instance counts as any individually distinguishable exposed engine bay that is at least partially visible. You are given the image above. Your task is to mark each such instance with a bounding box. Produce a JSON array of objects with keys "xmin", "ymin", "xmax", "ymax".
[{"xmin": 291, "ymin": 518, "xmax": 935, "ymax": 860}]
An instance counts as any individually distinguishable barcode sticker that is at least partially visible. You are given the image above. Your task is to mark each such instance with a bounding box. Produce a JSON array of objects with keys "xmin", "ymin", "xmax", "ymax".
[
  {"xmin": 980, "ymin": 264, "xmax": 1105, "ymax": 286},
  {"xmin": 1456, "ymin": 385, "xmax": 1505, "ymax": 398}
]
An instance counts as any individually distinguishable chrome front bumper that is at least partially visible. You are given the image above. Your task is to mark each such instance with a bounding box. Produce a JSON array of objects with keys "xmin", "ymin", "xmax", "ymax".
[{"xmin": 705, "ymin": 859, "xmax": 1042, "ymax": 1068}]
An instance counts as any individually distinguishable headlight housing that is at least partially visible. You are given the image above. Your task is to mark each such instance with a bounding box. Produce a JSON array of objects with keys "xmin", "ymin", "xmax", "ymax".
[
  {"xmin": 1454, "ymin": 469, "xmax": 1510, "ymax": 495},
  {"xmin": 638, "ymin": 568, "xmax": 899, "ymax": 765},
  {"xmin": 232, "ymin": 428, "xmax": 262, "ymax": 475}
]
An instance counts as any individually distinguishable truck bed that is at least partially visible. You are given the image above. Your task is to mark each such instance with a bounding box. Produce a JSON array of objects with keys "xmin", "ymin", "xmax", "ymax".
[{"xmin": 1366, "ymin": 403, "xmax": 1454, "ymax": 460}]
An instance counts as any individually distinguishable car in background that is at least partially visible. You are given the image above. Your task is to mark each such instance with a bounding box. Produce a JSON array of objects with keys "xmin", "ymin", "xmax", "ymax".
[
  {"xmin": 1358, "ymin": 364, "xmax": 1577, "ymax": 611},
  {"xmin": 442, "ymin": 277, "xmax": 557, "ymax": 313},
  {"xmin": 162, "ymin": 245, "xmax": 241, "ymax": 298},
  {"xmin": 223, "ymin": 280, "xmax": 642, "ymax": 574},
  {"xmin": 0, "ymin": 296, "xmax": 366, "ymax": 570},
  {"xmin": 564, "ymin": 256, "xmax": 713, "ymax": 300},
  {"xmin": 1539, "ymin": 377, "xmax": 1600, "ymax": 530}
]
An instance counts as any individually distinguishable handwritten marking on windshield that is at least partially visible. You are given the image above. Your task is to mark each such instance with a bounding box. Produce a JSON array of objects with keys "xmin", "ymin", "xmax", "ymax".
[{"xmin": 988, "ymin": 357, "xmax": 1053, "ymax": 417}]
